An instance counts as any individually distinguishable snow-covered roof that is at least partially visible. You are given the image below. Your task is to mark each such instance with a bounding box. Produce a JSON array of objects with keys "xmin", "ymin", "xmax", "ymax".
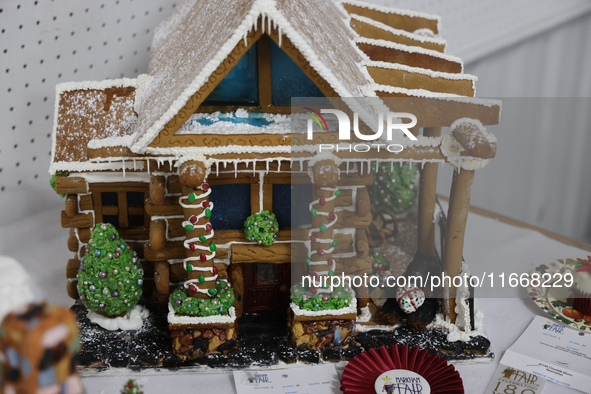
[
  {"xmin": 50, "ymin": 79, "xmax": 138, "ymax": 173},
  {"xmin": 129, "ymin": 0, "xmax": 375, "ymax": 153},
  {"xmin": 49, "ymin": 0, "xmax": 501, "ymax": 171}
]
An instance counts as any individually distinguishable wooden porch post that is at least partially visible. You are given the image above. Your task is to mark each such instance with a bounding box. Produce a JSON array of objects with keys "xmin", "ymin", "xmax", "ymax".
[
  {"xmin": 417, "ymin": 127, "xmax": 442, "ymax": 257},
  {"xmin": 442, "ymin": 167, "xmax": 475, "ymax": 323}
]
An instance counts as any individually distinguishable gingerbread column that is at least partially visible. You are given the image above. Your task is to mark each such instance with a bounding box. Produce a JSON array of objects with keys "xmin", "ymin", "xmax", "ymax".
[
  {"xmin": 442, "ymin": 167, "xmax": 474, "ymax": 323},
  {"xmin": 418, "ymin": 127, "xmax": 442, "ymax": 256},
  {"xmin": 179, "ymin": 161, "xmax": 217, "ymax": 299},
  {"xmin": 309, "ymin": 160, "xmax": 340, "ymax": 287}
]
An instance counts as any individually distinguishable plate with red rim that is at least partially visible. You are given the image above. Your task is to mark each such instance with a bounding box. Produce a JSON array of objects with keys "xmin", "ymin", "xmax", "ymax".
[{"xmin": 527, "ymin": 258, "xmax": 591, "ymax": 331}]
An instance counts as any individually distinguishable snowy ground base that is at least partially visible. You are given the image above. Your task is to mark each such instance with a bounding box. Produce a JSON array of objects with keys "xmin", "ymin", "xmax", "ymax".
[
  {"xmin": 74, "ymin": 302, "xmax": 492, "ymax": 377},
  {"xmin": 87, "ymin": 304, "xmax": 150, "ymax": 331}
]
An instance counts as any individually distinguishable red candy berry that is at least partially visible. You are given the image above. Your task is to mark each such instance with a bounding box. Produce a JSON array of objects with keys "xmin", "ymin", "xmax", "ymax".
[
  {"xmin": 310, "ymin": 235, "xmax": 317, "ymax": 243},
  {"xmin": 202, "ymin": 183, "xmax": 210, "ymax": 190},
  {"xmin": 202, "ymin": 201, "xmax": 209, "ymax": 208},
  {"xmin": 200, "ymin": 253, "xmax": 207, "ymax": 262},
  {"xmin": 310, "ymin": 287, "xmax": 318, "ymax": 294},
  {"xmin": 205, "ymin": 224, "xmax": 213, "ymax": 232},
  {"xmin": 310, "ymin": 271, "xmax": 318, "ymax": 278},
  {"xmin": 327, "ymin": 258, "xmax": 334, "ymax": 265},
  {"xmin": 189, "ymin": 216, "xmax": 197, "ymax": 224},
  {"xmin": 189, "ymin": 243, "xmax": 196, "ymax": 252},
  {"xmin": 212, "ymin": 266, "xmax": 218, "ymax": 275},
  {"xmin": 317, "ymin": 248, "xmax": 325, "ymax": 256},
  {"xmin": 328, "ymin": 212, "xmax": 336, "ymax": 221},
  {"xmin": 320, "ymin": 197, "xmax": 326, "ymax": 206},
  {"xmin": 188, "ymin": 284, "xmax": 198, "ymax": 293}
]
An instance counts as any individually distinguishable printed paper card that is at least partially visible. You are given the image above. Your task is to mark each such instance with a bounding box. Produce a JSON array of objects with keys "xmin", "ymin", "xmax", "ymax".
[
  {"xmin": 233, "ymin": 364, "xmax": 341, "ymax": 394},
  {"xmin": 501, "ymin": 315, "xmax": 591, "ymax": 393},
  {"xmin": 484, "ymin": 363, "xmax": 546, "ymax": 394}
]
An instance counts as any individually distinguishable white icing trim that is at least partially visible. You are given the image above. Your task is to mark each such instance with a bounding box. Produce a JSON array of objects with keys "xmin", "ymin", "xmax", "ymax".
[
  {"xmin": 440, "ymin": 134, "xmax": 490, "ymax": 170},
  {"xmin": 87, "ymin": 135, "xmax": 133, "ymax": 149},
  {"xmin": 364, "ymin": 60, "xmax": 477, "ymax": 82},
  {"xmin": 369, "ymin": 84, "xmax": 502, "ymax": 109},
  {"xmin": 356, "ymin": 305, "xmax": 371, "ymax": 323},
  {"xmin": 167, "ymin": 303, "xmax": 237, "ymax": 325},
  {"xmin": 355, "ymin": 37, "xmax": 463, "ymax": 69},
  {"xmin": 290, "ymin": 293, "xmax": 357, "ymax": 317},
  {"xmin": 75, "ymin": 171, "xmax": 150, "ymax": 184},
  {"xmin": 50, "ymin": 160, "xmax": 146, "ymax": 174},
  {"xmin": 349, "ymin": 14, "xmax": 446, "ymax": 46},
  {"xmin": 87, "ymin": 304, "xmax": 150, "ymax": 331},
  {"xmin": 339, "ymin": 0, "xmax": 441, "ymax": 25}
]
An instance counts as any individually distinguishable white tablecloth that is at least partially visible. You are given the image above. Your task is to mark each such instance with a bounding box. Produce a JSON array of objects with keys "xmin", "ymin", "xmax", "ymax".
[{"xmin": 0, "ymin": 192, "xmax": 588, "ymax": 393}]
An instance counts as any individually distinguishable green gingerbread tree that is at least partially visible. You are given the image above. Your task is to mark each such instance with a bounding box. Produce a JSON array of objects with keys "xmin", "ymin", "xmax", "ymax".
[
  {"xmin": 77, "ymin": 223, "xmax": 144, "ymax": 317},
  {"xmin": 368, "ymin": 162, "xmax": 419, "ymax": 215}
]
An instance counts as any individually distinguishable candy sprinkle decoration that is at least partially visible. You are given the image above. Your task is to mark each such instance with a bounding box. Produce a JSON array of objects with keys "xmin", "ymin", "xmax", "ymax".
[{"xmin": 244, "ymin": 210, "xmax": 280, "ymax": 246}]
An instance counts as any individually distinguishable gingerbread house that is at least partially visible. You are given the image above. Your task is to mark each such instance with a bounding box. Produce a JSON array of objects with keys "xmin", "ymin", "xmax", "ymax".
[{"xmin": 50, "ymin": 0, "xmax": 500, "ymax": 357}]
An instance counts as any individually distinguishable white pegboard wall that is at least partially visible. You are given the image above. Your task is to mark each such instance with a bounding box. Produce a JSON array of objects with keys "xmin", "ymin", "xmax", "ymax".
[{"xmin": 0, "ymin": 0, "xmax": 177, "ymax": 193}]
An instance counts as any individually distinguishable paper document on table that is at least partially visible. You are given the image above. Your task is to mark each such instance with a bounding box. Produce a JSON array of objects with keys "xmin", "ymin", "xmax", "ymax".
[
  {"xmin": 484, "ymin": 363, "xmax": 546, "ymax": 394},
  {"xmin": 501, "ymin": 315, "xmax": 591, "ymax": 393},
  {"xmin": 233, "ymin": 364, "xmax": 341, "ymax": 394}
]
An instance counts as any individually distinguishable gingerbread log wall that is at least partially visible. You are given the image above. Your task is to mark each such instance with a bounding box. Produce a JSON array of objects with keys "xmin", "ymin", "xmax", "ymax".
[{"xmin": 58, "ymin": 175, "xmax": 153, "ymax": 300}]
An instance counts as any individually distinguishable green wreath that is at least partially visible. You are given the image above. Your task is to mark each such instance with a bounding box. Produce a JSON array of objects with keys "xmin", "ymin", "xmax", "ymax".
[{"xmin": 244, "ymin": 210, "xmax": 279, "ymax": 246}]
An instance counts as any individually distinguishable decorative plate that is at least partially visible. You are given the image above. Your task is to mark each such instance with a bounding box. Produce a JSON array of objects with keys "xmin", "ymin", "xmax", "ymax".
[
  {"xmin": 341, "ymin": 345, "xmax": 463, "ymax": 394},
  {"xmin": 527, "ymin": 258, "xmax": 591, "ymax": 331}
]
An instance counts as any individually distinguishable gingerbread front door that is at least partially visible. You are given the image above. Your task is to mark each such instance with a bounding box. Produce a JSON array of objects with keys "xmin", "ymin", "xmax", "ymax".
[{"xmin": 243, "ymin": 263, "xmax": 291, "ymax": 313}]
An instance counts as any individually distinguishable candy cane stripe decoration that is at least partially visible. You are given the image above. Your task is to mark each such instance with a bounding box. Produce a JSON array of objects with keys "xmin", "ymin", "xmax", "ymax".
[{"xmin": 179, "ymin": 183, "xmax": 218, "ymax": 298}]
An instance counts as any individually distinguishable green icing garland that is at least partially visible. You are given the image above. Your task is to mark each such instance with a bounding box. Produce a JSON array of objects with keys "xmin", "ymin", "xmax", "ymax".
[
  {"xmin": 244, "ymin": 210, "xmax": 279, "ymax": 246},
  {"xmin": 368, "ymin": 162, "xmax": 419, "ymax": 214},
  {"xmin": 170, "ymin": 280, "xmax": 235, "ymax": 317},
  {"xmin": 77, "ymin": 223, "xmax": 143, "ymax": 317},
  {"xmin": 290, "ymin": 284, "xmax": 352, "ymax": 312}
]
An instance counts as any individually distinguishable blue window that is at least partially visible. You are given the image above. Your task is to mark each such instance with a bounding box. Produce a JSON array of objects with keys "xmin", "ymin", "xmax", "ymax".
[
  {"xmin": 203, "ymin": 43, "xmax": 259, "ymax": 105},
  {"xmin": 273, "ymin": 183, "xmax": 313, "ymax": 228},
  {"xmin": 209, "ymin": 184, "xmax": 251, "ymax": 230},
  {"xmin": 270, "ymin": 40, "xmax": 325, "ymax": 105}
]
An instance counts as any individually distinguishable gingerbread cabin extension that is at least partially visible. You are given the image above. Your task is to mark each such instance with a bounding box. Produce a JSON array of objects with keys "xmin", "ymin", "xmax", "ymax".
[{"xmin": 50, "ymin": 0, "xmax": 500, "ymax": 362}]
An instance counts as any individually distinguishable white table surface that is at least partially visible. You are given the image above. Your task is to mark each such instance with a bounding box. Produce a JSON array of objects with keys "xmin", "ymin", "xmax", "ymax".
[{"xmin": 0, "ymin": 191, "xmax": 589, "ymax": 393}]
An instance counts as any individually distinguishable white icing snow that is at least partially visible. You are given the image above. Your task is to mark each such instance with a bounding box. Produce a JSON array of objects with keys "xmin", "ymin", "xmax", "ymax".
[
  {"xmin": 50, "ymin": 160, "xmax": 146, "ymax": 174},
  {"xmin": 428, "ymin": 307, "xmax": 487, "ymax": 343},
  {"xmin": 355, "ymin": 37, "xmax": 463, "ymax": 69},
  {"xmin": 440, "ymin": 134, "xmax": 490, "ymax": 170},
  {"xmin": 454, "ymin": 260, "xmax": 472, "ymax": 332},
  {"xmin": 87, "ymin": 135, "xmax": 133, "ymax": 149},
  {"xmin": 167, "ymin": 303, "xmax": 237, "ymax": 325},
  {"xmin": 369, "ymin": 84, "xmax": 502, "ymax": 109},
  {"xmin": 0, "ymin": 256, "xmax": 34, "ymax": 323},
  {"xmin": 76, "ymin": 171, "xmax": 150, "ymax": 184},
  {"xmin": 339, "ymin": 0, "xmax": 441, "ymax": 25},
  {"xmin": 349, "ymin": 14, "xmax": 446, "ymax": 46},
  {"xmin": 356, "ymin": 305, "xmax": 371, "ymax": 322},
  {"xmin": 364, "ymin": 60, "xmax": 477, "ymax": 82},
  {"xmin": 176, "ymin": 111, "xmax": 291, "ymax": 135},
  {"xmin": 87, "ymin": 304, "xmax": 150, "ymax": 331}
]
